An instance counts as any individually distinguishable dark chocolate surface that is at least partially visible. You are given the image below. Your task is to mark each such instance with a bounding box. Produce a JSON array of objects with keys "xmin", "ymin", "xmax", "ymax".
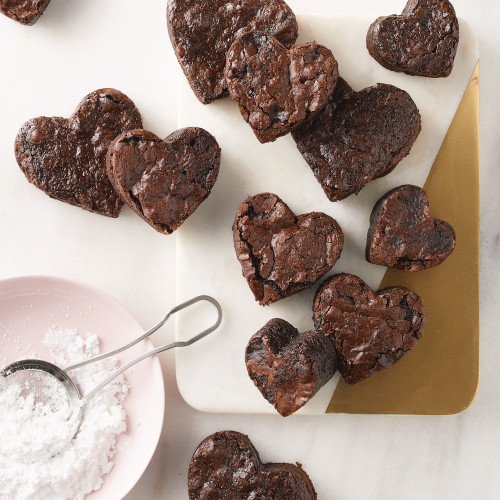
[
  {"xmin": 167, "ymin": 0, "xmax": 298, "ymax": 104},
  {"xmin": 106, "ymin": 127, "xmax": 220, "ymax": 234},
  {"xmin": 367, "ymin": 0, "xmax": 459, "ymax": 78},
  {"xmin": 366, "ymin": 185, "xmax": 456, "ymax": 271},
  {"xmin": 225, "ymin": 31, "xmax": 338, "ymax": 143},
  {"xmin": 233, "ymin": 193, "xmax": 344, "ymax": 306},
  {"xmin": 292, "ymin": 77, "xmax": 421, "ymax": 202},
  {"xmin": 0, "ymin": 0, "xmax": 51, "ymax": 25},
  {"xmin": 313, "ymin": 273, "xmax": 426, "ymax": 385},
  {"xmin": 246, "ymin": 318, "xmax": 337, "ymax": 416},
  {"xmin": 188, "ymin": 431, "xmax": 317, "ymax": 500},
  {"xmin": 15, "ymin": 89, "xmax": 142, "ymax": 217}
]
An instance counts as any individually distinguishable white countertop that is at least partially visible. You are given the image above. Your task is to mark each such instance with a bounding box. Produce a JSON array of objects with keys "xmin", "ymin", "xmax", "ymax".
[
  {"xmin": 0, "ymin": 0, "xmax": 498, "ymax": 498},
  {"xmin": 127, "ymin": 1, "xmax": 500, "ymax": 498},
  {"xmin": 127, "ymin": 1, "xmax": 499, "ymax": 498}
]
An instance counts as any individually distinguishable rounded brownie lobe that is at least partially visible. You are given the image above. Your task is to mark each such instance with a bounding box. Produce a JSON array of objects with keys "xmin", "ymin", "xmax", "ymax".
[
  {"xmin": 225, "ymin": 31, "xmax": 338, "ymax": 143},
  {"xmin": 292, "ymin": 78, "xmax": 421, "ymax": 202},
  {"xmin": 233, "ymin": 193, "xmax": 344, "ymax": 306},
  {"xmin": 188, "ymin": 431, "xmax": 317, "ymax": 500},
  {"xmin": 0, "ymin": 0, "xmax": 51, "ymax": 25},
  {"xmin": 313, "ymin": 273, "xmax": 426, "ymax": 385},
  {"xmin": 246, "ymin": 318, "xmax": 337, "ymax": 416},
  {"xmin": 366, "ymin": 185, "xmax": 456, "ymax": 271},
  {"xmin": 367, "ymin": 0, "xmax": 459, "ymax": 78},
  {"xmin": 15, "ymin": 89, "xmax": 142, "ymax": 218},
  {"xmin": 167, "ymin": 0, "xmax": 298, "ymax": 104},
  {"xmin": 106, "ymin": 127, "xmax": 220, "ymax": 234}
]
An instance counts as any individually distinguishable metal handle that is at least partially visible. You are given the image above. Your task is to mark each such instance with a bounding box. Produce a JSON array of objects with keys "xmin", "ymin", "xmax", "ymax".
[{"xmin": 65, "ymin": 295, "xmax": 222, "ymax": 403}]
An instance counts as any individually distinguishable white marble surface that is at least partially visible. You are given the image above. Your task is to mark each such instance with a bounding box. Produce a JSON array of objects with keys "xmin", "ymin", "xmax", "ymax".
[
  {"xmin": 174, "ymin": 14, "xmax": 478, "ymax": 415},
  {"xmin": 0, "ymin": 0, "xmax": 497, "ymax": 498}
]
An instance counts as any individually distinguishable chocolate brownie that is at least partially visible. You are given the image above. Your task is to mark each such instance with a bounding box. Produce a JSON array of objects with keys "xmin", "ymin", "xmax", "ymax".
[
  {"xmin": 167, "ymin": 0, "xmax": 298, "ymax": 104},
  {"xmin": 292, "ymin": 77, "xmax": 421, "ymax": 202},
  {"xmin": 367, "ymin": 0, "xmax": 459, "ymax": 78},
  {"xmin": 313, "ymin": 273, "xmax": 426, "ymax": 384},
  {"xmin": 225, "ymin": 31, "xmax": 338, "ymax": 143},
  {"xmin": 366, "ymin": 184, "xmax": 456, "ymax": 271},
  {"xmin": 106, "ymin": 127, "xmax": 220, "ymax": 234},
  {"xmin": 15, "ymin": 89, "xmax": 142, "ymax": 217},
  {"xmin": 246, "ymin": 318, "xmax": 337, "ymax": 417},
  {"xmin": 188, "ymin": 431, "xmax": 317, "ymax": 500},
  {"xmin": 233, "ymin": 193, "xmax": 344, "ymax": 306},
  {"xmin": 0, "ymin": 0, "xmax": 51, "ymax": 25}
]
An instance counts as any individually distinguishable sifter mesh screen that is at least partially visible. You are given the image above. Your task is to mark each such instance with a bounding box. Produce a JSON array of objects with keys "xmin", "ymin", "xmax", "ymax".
[{"xmin": 0, "ymin": 368, "xmax": 70, "ymax": 415}]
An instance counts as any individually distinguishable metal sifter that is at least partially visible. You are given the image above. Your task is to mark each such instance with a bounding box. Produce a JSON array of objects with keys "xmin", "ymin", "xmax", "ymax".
[{"xmin": 0, "ymin": 295, "xmax": 222, "ymax": 456}]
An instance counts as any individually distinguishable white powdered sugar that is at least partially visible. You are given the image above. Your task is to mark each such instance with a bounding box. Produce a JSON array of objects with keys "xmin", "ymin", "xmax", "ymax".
[
  {"xmin": 0, "ymin": 370, "xmax": 81, "ymax": 463},
  {"xmin": 0, "ymin": 328, "xmax": 129, "ymax": 500}
]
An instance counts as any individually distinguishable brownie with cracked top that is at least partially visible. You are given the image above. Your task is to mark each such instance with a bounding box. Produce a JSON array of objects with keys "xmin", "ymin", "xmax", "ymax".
[
  {"xmin": 106, "ymin": 127, "xmax": 220, "ymax": 234},
  {"xmin": 367, "ymin": 0, "xmax": 459, "ymax": 78},
  {"xmin": 313, "ymin": 273, "xmax": 426, "ymax": 384},
  {"xmin": 0, "ymin": 0, "xmax": 51, "ymax": 25},
  {"xmin": 292, "ymin": 77, "xmax": 421, "ymax": 202},
  {"xmin": 366, "ymin": 185, "xmax": 456, "ymax": 271},
  {"xmin": 188, "ymin": 431, "xmax": 317, "ymax": 499},
  {"xmin": 225, "ymin": 31, "xmax": 338, "ymax": 143},
  {"xmin": 15, "ymin": 89, "xmax": 142, "ymax": 217},
  {"xmin": 246, "ymin": 318, "xmax": 337, "ymax": 416},
  {"xmin": 167, "ymin": 0, "xmax": 298, "ymax": 104},
  {"xmin": 233, "ymin": 193, "xmax": 344, "ymax": 306}
]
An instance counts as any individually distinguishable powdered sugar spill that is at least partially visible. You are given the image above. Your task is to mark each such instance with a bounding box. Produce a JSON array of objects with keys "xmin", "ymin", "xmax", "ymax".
[{"xmin": 0, "ymin": 328, "xmax": 129, "ymax": 500}]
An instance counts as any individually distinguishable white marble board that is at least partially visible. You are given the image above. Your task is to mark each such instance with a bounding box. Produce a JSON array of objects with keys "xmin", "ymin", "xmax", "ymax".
[{"xmin": 175, "ymin": 15, "xmax": 479, "ymax": 414}]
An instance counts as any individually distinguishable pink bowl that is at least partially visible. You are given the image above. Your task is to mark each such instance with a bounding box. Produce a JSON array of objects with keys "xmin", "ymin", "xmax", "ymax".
[{"xmin": 0, "ymin": 275, "xmax": 165, "ymax": 499}]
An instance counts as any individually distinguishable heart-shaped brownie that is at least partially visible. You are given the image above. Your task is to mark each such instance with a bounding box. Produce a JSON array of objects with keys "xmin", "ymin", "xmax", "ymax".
[
  {"xmin": 246, "ymin": 318, "xmax": 337, "ymax": 417},
  {"xmin": 15, "ymin": 89, "xmax": 142, "ymax": 217},
  {"xmin": 292, "ymin": 77, "xmax": 421, "ymax": 202},
  {"xmin": 313, "ymin": 273, "xmax": 426, "ymax": 384},
  {"xmin": 0, "ymin": 0, "xmax": 51, "ymax": 25},
  {"xmin": 233, "ymin": 193, "xmax": 344, "ymax": 306},
  {"xmin": 167, "ymin": 0, "xmax": 298, "ymax": 104},
  {"xmin": 106, "ymin": 128, "xmax": 221, "ymax": 234},
  {"xmin": 188, "ymin": 431, "xmax": 317, "ymax": 500},
  {"xmin": 366, "ymin": 185, "xmax": 456, "ymax": 271},
  {"xmin": 367, "ymin": 0, "xmax": 460, "ymax": 78},
  {"xmin": 225, "ymin": 31, "xmax": 338, "ymax": 143}
]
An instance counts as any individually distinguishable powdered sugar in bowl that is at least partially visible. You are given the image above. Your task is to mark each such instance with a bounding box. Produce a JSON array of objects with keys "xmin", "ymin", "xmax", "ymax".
[
  {"xmin": 0, "ymin": 276, "xmax": 169, "ymax": 500},
  {"xmin": 0, "ymin": 357, "xmax": 83, "ymax": 464}
]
